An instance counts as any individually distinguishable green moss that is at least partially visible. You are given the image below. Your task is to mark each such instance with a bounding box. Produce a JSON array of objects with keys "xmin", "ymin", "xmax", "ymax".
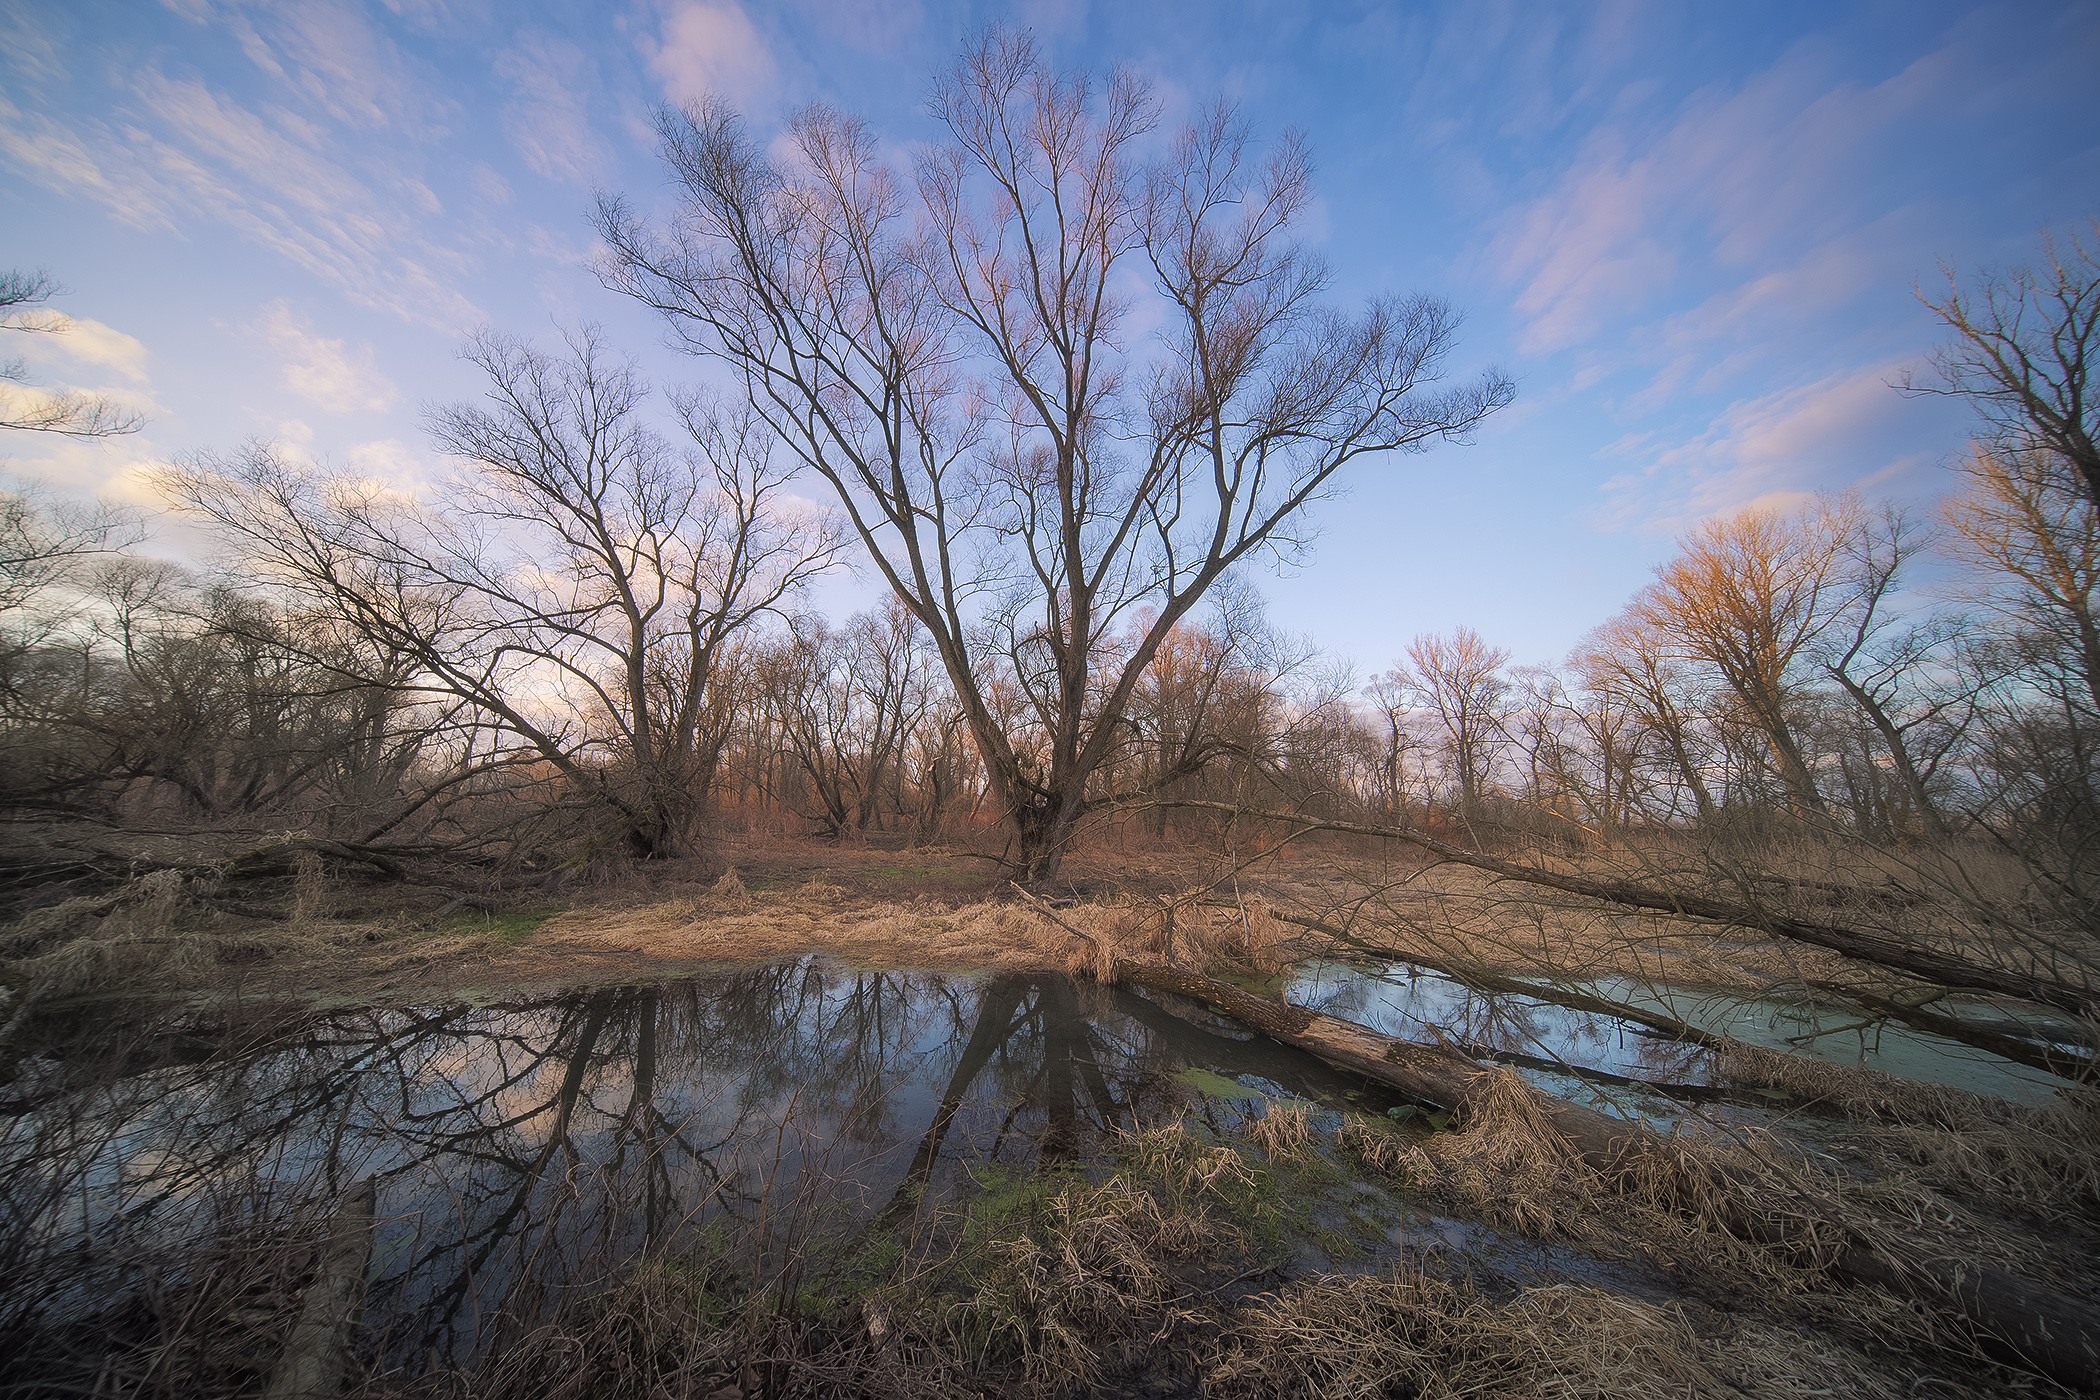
[{"xmin": 1172, "ymin": 1066, "xmax": 1261, "ymax": 1099}]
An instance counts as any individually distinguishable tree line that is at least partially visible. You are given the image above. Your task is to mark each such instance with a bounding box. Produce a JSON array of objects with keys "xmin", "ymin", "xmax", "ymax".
[{"xmin": 1, "ymin": 32, "xmax": 2092, "ymax": 901}]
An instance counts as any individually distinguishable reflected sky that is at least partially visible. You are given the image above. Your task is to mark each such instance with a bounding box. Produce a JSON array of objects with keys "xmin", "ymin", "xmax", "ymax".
[{"xmin": 2, "ymin": 963, "xmax": 1395, "ymax": 1369}]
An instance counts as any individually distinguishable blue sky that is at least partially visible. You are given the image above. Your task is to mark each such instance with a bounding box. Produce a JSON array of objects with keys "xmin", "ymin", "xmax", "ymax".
[{"xmin": 3, "ymin": 0, "xmax": 2095, "ymax": 674}]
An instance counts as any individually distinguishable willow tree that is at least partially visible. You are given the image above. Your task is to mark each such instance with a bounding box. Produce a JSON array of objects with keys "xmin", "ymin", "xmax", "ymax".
[{"xmin": 597, "ymin": 33, "xmax": 1511, "ymax": 883}]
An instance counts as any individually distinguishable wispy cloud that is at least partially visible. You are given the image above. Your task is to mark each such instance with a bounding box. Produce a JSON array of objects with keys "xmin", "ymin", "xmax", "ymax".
[
  {"xmin": 495, "ymin": 32, "xmax": 610, "ymax": 184},
  {"xmin": 646, "ymin": 1, "xmax": 779, "ymax": 112},
  {"xmin": 1492, "ymin": 39, "xmax": 1958, "ymax": 357},
  {"xmin": 785, "ymin": 0, "xmax": 923, "ymax": 56},
  {"xmin": 251, "ymin": 300, "xmax": 399, "ymax": 412},
  {"xmin": 1595, "ymin": 362, "xmax": 1923, "ymax": 530},
  {"xmin": 171, "ymin": 0, "xmax": 451, "ymax": 134},
  {"xmin": 0, "ymin": 92, "xmax": 174, "ymax": 230}
]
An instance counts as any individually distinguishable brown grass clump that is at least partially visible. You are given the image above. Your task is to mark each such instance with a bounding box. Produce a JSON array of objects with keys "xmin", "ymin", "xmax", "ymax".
[
  {"xmin": 946, "ymin": 1176, "xmax": 1208, "ymax": 1387},
  {"xmin": 1240, "ymin": 1098, "xmax": 1315, "ymax": 1162},
  {"xmin": 1334, "ymin": 1119, "xmax": 1434, "ymax": 1183},
  {"xmin": 1870, "ymin": 1093, "xmax": 2100, "ymax": 1227},
  {"xmin": 1416, "ymin": 1069, "xmax": 1600, "ymax": 1241},
  {"xmin": 1207, "ymin": 1268, "xmax": 1953, "ymax": 1400},
  {"xmin": 1719, "ymin": 1042, "xmax": 2100, "ymax": 1224}
]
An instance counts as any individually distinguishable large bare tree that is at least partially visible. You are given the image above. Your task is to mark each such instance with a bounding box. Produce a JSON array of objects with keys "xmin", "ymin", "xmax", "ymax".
[
  {"xmin": 1629, "ymin": 498, "xmax": 1863, "ymax": 817},
  {"xmin": 595, "ymin": 32, "xmax": 1511, "ymax": 882}
]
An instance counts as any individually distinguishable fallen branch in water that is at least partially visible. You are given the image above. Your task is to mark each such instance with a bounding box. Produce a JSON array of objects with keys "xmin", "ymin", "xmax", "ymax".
[
  {"xmin": 1250, "ymin": 902, "xmax": 2097, "ymax": 1084},
  {"xmin": 266, "ymin": 1177, "xmax": 375, "ymax": 1400},
  {"xmin": 1146, "ymin": 799, "xmax": 2099, "ymax": 1020},
  {"xmin": 1110, "ymin": 958, "xmax": 2100, "ymax": 1393}
]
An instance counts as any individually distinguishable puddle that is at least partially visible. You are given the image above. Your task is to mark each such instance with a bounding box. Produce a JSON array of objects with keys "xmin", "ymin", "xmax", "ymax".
[
  {"xmin": 1286, "ymin": 958, "xmax": 2070, "ymax": 1106},
  {"xmin": 0, "ymin": 963, "xmax": 1419, "ymax": 1369}
]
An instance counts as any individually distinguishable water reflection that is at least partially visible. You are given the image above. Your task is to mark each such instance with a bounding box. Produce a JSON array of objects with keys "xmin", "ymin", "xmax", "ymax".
[
  {"xmin": 1286, "ymin": 958, "xmax": 2064, "ymax": 1105},
  {"xmin": 3, "ymin": 964, "xmax": 1393, "ymax": 1369}
]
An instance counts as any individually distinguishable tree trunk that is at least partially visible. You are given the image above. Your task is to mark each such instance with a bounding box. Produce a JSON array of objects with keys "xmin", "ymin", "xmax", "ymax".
[{"xmin": 1115, "ymin": 961, "xmax": 2100, "ymax": 1393}]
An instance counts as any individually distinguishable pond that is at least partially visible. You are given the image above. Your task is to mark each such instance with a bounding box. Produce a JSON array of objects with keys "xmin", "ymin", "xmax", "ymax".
[
  {"xmin": 0, "ymin": 952, "xmax": 2076, "ymax": 1383},
  {"xmin": 0, "ymin": 963, "xmax": 1420, "ymax": 1374}
]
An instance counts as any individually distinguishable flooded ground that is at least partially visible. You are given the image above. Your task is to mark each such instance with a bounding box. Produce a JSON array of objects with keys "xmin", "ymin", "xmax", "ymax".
[
  {"xmin": 2, "ymin": 963, "xmax": 1431, "ymax": 1374},
  {"xmin": 1287, "ymin": 956, "xmax": 2074, "ymax": 1105},
  {"xmin": 1, "ymin": 953, "xmax": 2083, "ymax": 1391}
]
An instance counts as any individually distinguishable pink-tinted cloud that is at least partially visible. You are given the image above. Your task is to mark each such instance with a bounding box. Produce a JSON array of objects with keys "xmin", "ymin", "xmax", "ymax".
[
  {"xmin": 646, "ymin": 1, "xmax": 778, "ymax": 113},
  {"xmin": 1494, "ymin": 38, "xmax": 1963, "ymax": 355},
  {"xmin": 1596, "ymin": 361, "xmax": 1925, "ymax": 530}
]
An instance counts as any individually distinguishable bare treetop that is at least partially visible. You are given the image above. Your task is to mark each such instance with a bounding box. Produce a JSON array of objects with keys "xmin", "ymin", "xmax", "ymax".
[
  {"xmin": 596, "ymin": 30, "xmax": 1513, "ymax": 882},
  {"xmin": 1910, "ymin": 220, "xmax": 2099, "ymax": 511},
  {"xmin": 1, "ymin": 269, "xmax": 145, "ymax": 440}
]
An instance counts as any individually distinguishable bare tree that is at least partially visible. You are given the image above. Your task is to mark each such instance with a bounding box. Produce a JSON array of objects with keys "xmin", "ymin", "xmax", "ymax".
[
  {"xmin": 1944, "ymin": 443, "xmax": 2100, "ymax": 719},
  {"xmin": 1572, "ymin": 612, "xmax": 1719, "ymax": 823},
  {"xmin": 1809, "ymin": 504, "xmax": 1968, "ymax": 839},
  {"xmin": 1909, "ymin": 222, "xmax": 2099, "ymax": 511},
  {"xmin": 1401, "ymin": 627, "xmax": 1511, "ymax": 811},
  {"xmin": 160, "ymin": 327, "xmax": 841, "ymax": 860},
  {"xmin": 1, "ymin": 270, "xmax": 145, "ymax": 439},
  {"xmin": 1630, "ymin": 498, "xmax": 1862, "ymax": 816},
  {"xmin": 594, "ymin": 32, "xmax": 1512, "ymax": 882},
  {"xmin": 758, "ymin": 602, "xmax": 935, "ymax": 838},
  {"xmin": 1514, "ymin": 662, "xmax": 1642, "ymax": 830},
  {"xmin": 1942, "ymin": 442, "xmax": 2100, "ymax": 894},
  {"xmin": 0, "ymin": 477, "xmax": 139, "ymax": 737}
]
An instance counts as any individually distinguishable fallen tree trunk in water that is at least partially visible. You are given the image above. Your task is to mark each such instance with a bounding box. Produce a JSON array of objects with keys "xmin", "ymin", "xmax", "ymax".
[
  {"xmin": 266, "ymin": 1177, "xmax": 375, "ymax": 1400},
  {"xmin": 1256, "ymin": 904, "xmax": 2097, "ymax": 1084},
  {"xmin": 1113, "ymin": 959, "xmax": 2100, "ymax": 1393},
  {"xmin": 1149, "ymin": 799, "xmax": 2099, "ymax": 1020}
]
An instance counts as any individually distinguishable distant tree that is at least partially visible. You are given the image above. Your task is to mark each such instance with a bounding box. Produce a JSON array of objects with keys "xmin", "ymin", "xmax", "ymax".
[
  {"xmin": 595, "ymin": 32, "xmax": 1512, "ymax": 883},
  {"xmin": 161, "ymin": 327, "xmax": 842, "ymax": 860},
  {"xmin": 1631, "ymin": 498, "xmax": 1862, "ymax": 817},
  {"xmin": 0, "ymin": 269, "xmax": 144, "ymax": 439},
  {"xmin": 1573, "ymin": 612, "xmax": 1720, "ymax": 823},
  {"xmin": 1942, "ymin": 443, "xmax": 2100, "ymax": 724},
  {"xmin": 0, "ymin": 476, "xmax": 138, "ymax": 722},
  {"xmin": 1909, "ymin": 222, "xmax": 2099, "ymax": 512},
  {"xmin": 1402, "ymin": 626, "xmax": 1511, "ymax": 811},
  {"xmin": 1808, "ymin": 503, "xmax": 1967, "ymax": 839}
]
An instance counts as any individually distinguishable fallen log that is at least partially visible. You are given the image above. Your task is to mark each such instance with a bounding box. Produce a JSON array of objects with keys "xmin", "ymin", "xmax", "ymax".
[
  {"xmin": 1152, "ymin": 798, "xmax": 2099, "ymax": 1020},
  {"xmin": 266, "ymin": 1177, "xmax": 376, "ymax": 1400},
  {"xmin": 1113, "ymin": 959, "xmax": 2100, "ymax": 1393},
  {"xmin": 1256, "ymin": 904, "xmax": 2096, "ymax": 1083}
]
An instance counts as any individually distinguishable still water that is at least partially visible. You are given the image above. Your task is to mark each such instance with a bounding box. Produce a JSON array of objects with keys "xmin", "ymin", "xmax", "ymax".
[{"xmin": 1, "ymin": 955, "xmax": 2074, "ymax": 1369}]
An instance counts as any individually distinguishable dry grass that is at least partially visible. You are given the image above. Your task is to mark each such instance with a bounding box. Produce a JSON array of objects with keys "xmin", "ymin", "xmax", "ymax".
[
  {"xmin": 1206, "ymin": 1267, "xmax": 1970, "ymax": 1400},
  {"xmin": 1717, "ymin": 1042, "xmax": 2100, "ymax": 1224},
  {"xmin": 1239, "ymin": 1098, "xmax": 1315, "ymax": 1162},
  {"xmin": 528, "ymin": 877, "xmax": 1303, "ymax": 987}
]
